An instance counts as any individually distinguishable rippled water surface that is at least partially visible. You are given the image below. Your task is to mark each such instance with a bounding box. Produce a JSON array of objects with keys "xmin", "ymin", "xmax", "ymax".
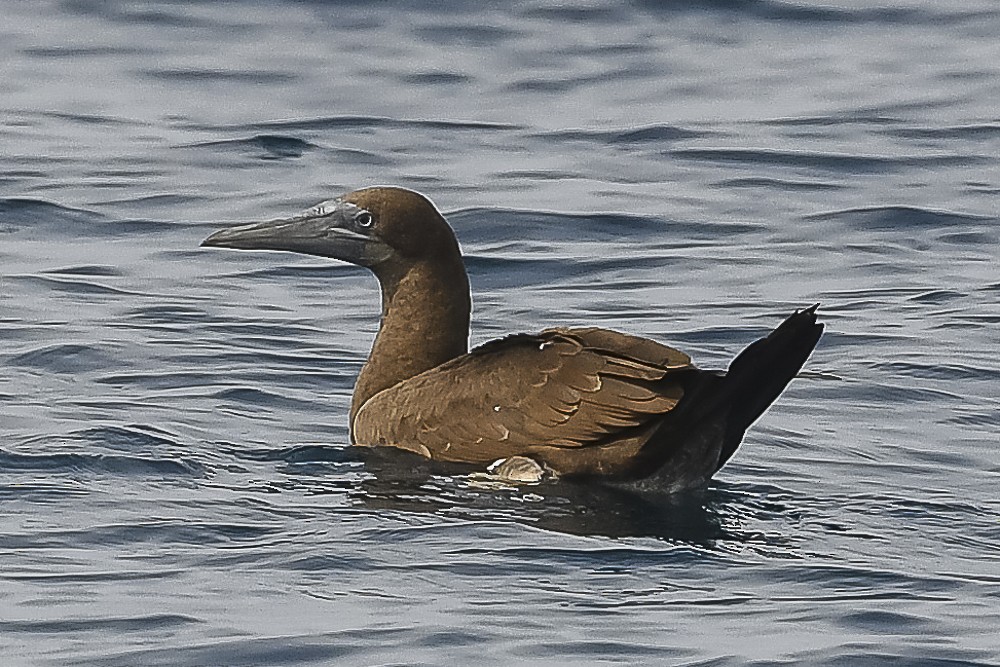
[{"xmin": 2, "ymin": 1, "xmax": 999, "ymax": 665}]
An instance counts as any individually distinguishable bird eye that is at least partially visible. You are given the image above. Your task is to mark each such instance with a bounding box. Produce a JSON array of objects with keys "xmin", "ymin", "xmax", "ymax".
[{"xmin": 354, "ymin": 211, "xmax": 374, "ymax": 228}]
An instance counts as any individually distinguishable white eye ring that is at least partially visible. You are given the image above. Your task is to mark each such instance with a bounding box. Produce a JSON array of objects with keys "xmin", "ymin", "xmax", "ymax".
[{"xmin": 354, "ymin": 211, "xmax": 374, "ymax": 227}]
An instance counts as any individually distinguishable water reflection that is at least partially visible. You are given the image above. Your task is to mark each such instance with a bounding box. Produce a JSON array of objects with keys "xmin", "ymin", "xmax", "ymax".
[{"xmin": 276, "ymin": 445, "xmax": 735, "ymax": 543}]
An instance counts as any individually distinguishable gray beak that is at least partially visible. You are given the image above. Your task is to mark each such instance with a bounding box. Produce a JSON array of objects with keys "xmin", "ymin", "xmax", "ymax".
[{"xmin": 201, "ymin": 214, "xmax": 372, "ymax": 265}]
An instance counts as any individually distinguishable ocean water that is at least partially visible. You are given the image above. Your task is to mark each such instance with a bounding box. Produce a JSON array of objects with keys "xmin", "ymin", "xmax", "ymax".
[{"xmin": 2, "ymin": 0, "xmax": 999, "ymax": 664}]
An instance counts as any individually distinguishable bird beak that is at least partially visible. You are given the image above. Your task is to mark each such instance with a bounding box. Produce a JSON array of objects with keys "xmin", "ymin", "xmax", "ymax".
[{"xmin": 201, "ymin": 215, "xmax": 371, "ymax": 264}]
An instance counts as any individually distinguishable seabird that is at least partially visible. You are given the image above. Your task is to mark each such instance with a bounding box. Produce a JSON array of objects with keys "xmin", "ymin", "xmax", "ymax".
[{"xmin": 202, "ymin": 187, "xmax": 822, "ymax": 490}]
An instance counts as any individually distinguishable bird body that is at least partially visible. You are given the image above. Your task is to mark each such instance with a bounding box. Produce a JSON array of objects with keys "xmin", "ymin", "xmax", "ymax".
[{"xmin": 203, "ymin": 187, "xmax": 822, "ymax": 490}]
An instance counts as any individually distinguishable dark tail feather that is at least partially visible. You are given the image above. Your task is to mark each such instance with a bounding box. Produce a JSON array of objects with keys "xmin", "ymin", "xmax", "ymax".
[{"xmin": 715, "ymin": 304, "xmax": 824, "ymax": 471}]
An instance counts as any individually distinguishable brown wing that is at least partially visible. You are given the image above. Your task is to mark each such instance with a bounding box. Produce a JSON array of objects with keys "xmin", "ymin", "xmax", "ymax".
[{"xmin": 352, "ymin": 327, "xmax": 696, "ymax": 476}]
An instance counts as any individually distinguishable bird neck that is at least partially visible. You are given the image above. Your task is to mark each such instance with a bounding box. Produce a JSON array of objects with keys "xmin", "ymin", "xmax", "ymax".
[{"xmin": 349, "ymin": 258, "xmax": 471, "ymax": 437}]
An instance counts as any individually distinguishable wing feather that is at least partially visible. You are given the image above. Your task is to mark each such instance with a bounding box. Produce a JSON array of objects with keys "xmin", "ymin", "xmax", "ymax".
[{"xmin": 353, "ymin": 328, "xmax": 694, "ymax": 468}]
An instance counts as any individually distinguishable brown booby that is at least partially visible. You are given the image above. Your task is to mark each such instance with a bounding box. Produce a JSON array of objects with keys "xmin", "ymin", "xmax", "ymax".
[{"xmin": 203, "ymin": 187, "xmax": 822, "ymax": 490}]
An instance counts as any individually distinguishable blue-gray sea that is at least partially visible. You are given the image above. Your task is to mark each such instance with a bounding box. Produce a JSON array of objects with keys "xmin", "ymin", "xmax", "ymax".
[{"xmin": 2, "ymin": 1, "xmax": 999, "ymax": 665}]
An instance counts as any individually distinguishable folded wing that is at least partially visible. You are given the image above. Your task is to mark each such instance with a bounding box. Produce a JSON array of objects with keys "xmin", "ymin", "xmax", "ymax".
[{"xmin": 352, "ymin": 327, "xmax": 695, "ymax": 474}]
